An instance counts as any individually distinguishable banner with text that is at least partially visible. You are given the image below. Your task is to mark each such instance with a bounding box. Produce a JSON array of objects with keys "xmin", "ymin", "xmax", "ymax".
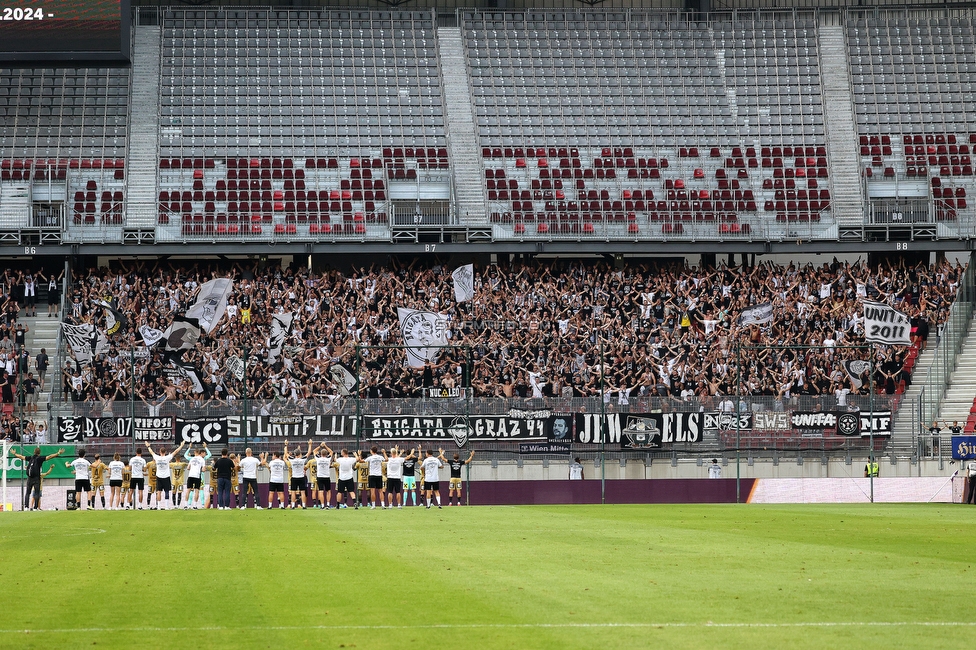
[
  {"xmin": 175, "ymin": 417, "xmax": 228, "ymax": 445},
  {"xmin": 3, "ymin": 445, "xmax": 77, "ymax": 479},
  {"xmin": 573, "ymin": 412, "xmax": 703, "ymax": 449}
]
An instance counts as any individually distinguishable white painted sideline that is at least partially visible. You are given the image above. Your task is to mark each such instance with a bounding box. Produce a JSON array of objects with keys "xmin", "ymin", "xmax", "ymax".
[
  {"xmin": 0, "ymin": 621, "xmax": 975, "ymax": 634},
  {"xmin": 748, "ymin": 477, "xmax": 960, "ymax": 503}
]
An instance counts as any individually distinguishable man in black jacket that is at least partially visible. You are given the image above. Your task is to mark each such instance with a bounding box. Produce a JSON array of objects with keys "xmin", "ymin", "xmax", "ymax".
[{"xmin": 9, "ymin": 445, "xmax": 64, "ymax": 510}]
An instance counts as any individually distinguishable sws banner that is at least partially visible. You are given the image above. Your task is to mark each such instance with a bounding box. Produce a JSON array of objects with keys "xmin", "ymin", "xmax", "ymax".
[
  {"xmin": 573, "ymin": 412, "xmax": 703, "ymax": 448},
  {"xmin": 57, "ymin": 417, "xmax": 133, "ymax": 442}
]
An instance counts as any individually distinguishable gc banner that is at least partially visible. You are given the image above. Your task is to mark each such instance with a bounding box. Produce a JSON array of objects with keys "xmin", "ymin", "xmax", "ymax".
[
  {"xmin": 573, "ymin": 412, "xmax": 703, "ymax": 448},
  {"xmin": 175, "ymin": 417, "xmax": 228, "ymax": 445},
  {"xmin": 57, "ymin": 417, "xmax": 133, "ymax": 442}
]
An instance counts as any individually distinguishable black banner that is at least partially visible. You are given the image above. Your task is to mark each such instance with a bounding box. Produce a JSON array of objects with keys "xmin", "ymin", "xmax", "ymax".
[
  {"xmin": 226, "ymin": 414, "xmax": 357, "ymax": 439},
  {"xmin": 790, "ymin": 411, "xmax": 839, "ymax": 431},
  {"xmin": 132, "ymin": 417, "xmax": 175, "ymax": 442},
  {"xmin": 788, "ymin": 410, "xmax": 892, "ymax": 436},
  {"xmin": 175, "ymin": 417, "xmax": 228, "ymax": 445},
  {"xmin": 57, "ymin": 417, "xmax": 133, "ymax": 442},
  {"xmin": 859, "ymin": 411, "xmax": 892, "ymax": 437},
  {"xmin": 547, "ymin": 415, "xmax": 573, "ymax": 442},
  {"xmin": 365, "ymin": 415, "xmax": 548, "ymax": 443},
  {"xmin": 573, "ymin": 412, "xmax": 703, "ymax": 448},
  {"xmin": 519, "ymin": 442, "xmax": 572, "ymax": 455},
  {"xmin": 704, "ymin": 412, "xmax": 753, "ymax": 431}
]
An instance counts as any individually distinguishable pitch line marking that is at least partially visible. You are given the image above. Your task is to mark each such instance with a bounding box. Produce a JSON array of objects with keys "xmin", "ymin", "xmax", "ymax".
[{"xmin": 2, "ymin": 621, "xmax": 976, "ymax": 634}]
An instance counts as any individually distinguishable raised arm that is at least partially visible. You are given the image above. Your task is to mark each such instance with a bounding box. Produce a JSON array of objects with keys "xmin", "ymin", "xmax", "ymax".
[
  {"xmin": 44, "ymin": 448, "xmax": 66, "ymax": 461},
  {"xmin": 465, "ymin": 450, "xmax": 475, "ymax": 464},
  {"xmin": 201, "ymin": 443, "xmax": 212, "ymax": 460}
]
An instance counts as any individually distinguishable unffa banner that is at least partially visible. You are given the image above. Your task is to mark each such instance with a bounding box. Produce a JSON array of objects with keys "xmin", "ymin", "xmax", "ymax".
[
  {"xmin": 704, "ymin": 412, "xmax": 753, "ymax": 431},
  {"xmin": 573, "ymin": 412, "xmax": 703, "ymax": 448},
  {"xmin": 226, "ymin": 414, "xmax": 357, "ymax": 439},
  {"xmin": 4, "ymin": 445, "xmax": 77, "ymax": 479},
  {"xmin": 57, "ymin": 417, "xmax": 133, "ymax": 442},
  {"xmin": 175, "ymin": 417, "xmax": 227, "ymax": 445},
  {"xmin": 952, "ymin": 436, "xmax": 976, "ymax": 460}
]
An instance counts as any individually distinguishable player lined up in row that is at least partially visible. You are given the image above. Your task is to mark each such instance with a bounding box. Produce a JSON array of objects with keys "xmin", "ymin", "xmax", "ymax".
[{"xmin": 21, "ymin": 440, "xmax": 475, "ymax": 512}]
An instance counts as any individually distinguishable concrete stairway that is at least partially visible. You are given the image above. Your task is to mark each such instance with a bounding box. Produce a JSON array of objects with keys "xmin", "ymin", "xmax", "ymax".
[
  {"xmin": 124, "ymin": 24, "xmax": 162, "ymax": 228},
  {"xmin": 889, "ymin": 344, "xmax": 937, "ymax": 455},
  {"xmin": 436, "ymin": 27, "xmax": 487, "ymax": 224},
  {"xmin": 936, "ymin": 317, "xmax": 976, "ymax": 428},
  {"xmin": 19, "ymin": 315, "xmax": 61, "ymax": 422},
  {"xmin": 818, "ymin": 23, "xmax": 865, "ymax": 227}
]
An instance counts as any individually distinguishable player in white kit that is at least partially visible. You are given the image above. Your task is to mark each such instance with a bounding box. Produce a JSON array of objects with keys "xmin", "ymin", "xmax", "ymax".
[
  {"xmin": 383, "ymin": 446, "xmax": 406, "ymax": 509},
  {"xmin": 146, "ymin": 440, "xmax": 186, "ymax": 510},
  {"xmin": 265, "ymin": 451, "xmax": 288, "ymax": 509},
  {"xmin": 66, "ymin": 449, "xmax": 91, "ymax": 510},
  {"xmin": 107, "ymin": 453, "xmax": 126, "ymax": 510},
  {"xmin": 421, "ymin": 449, "xmax": 446, "ymax": 509},
  {"xmin": 364, "ymin": 446, "xmax": 385, "ymax": 509},
  {"xmin": 128, "ymin": 449, "xmax": 147, "ymax": 510},
  {"xmin": 313, "ymin": 443, "xmax": 335, "ymax": 509},
  {"xmin": 182, "ymin": 447, "xmax": 209, "ymax": 509},
  {"xmin": 334, "ymin": 449, "xmax": 360, "ymax": 509},
  {"xmin": 284, "ymin": 439, "xmax": 314, "ymax": 509},
  {"xmin": 237, "ymin": 447, "xmax": 263, "ymax": 509}
]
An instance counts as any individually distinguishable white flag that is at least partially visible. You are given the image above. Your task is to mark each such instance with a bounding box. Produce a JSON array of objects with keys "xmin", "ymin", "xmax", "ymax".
[
  {"xmin": 397, "ymin": 307, "xmax": 450, "ymax": 368},
  {"xmin": 61, "ymin": 322, "xmax": 109, "ymax": 366},
  {"xmin": 162, "ymin": 316, "xmax": 202, "ymax": 352},
  {"xmin": 737, "ymin": 302, "xmax": 774, "ymax": 327},
  {"xmin": 185, "ymin": 278, "xmax": 234, "ymax": 334},
  {"xmin": 268, "ymin": 312, "xmax": 293, "ymax": 364},
  {"xmin": 138, "ymin": 325, "xmax": 164, "ymax": 348},
  {"xmin": 842, "ymin": 359, "xmax": 872, "ymax": 390},
  {"xmin": 329, "ymin": 362, "xmax": 359, "ymax": 396},
  {"xmin": 226, "ymin": 355, "xmax": 245, "ymax": 381},
  {"xmin": 452, "ymin": 264, "xmax": 475, "ymax": 303},
  {"xmin": 863, "ymin": 301, "xmax": 912, "ymax": 345}
]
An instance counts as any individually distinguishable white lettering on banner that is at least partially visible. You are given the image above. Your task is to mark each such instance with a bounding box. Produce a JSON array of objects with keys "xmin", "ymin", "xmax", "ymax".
[
  {"xmin": 859, "ymin": 411, "xmax": 893, "ymax": 436},
  {"xmin": 753, "ymin": 413, "xmax": 792, "ymax": 431},
  {"xmin": 791, "ymin": 413, "xmax": 838, "ymax": 428},
  {"xmin": 180, "ymin": 422, "xmax": 223, "ymax": 443},
  {"xmin": 367, "ymin": 416, "xmax": 545, "ymax": 440}
]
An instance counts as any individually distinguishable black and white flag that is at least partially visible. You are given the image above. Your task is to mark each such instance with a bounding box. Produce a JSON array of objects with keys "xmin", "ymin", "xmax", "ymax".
[
  {"xmin": 843, "ymin": 359, "xmax": 872, "ymax": 390},
  {"xmin": 268, "ymin": 312, "xmax": 293, "ymax": 364},
  {"xmin": 329, "ymin": 362, "xmax": 359, "ymax": 396},
  {"xmin": 138, "ymin": 325, "xmax": 164, "ymax": 348},
  {"xmin": 175, "ymin": 363, "xmax": 205, "ymax": 394},
  {"xmin": 93, "ymin": 297, "xmax": 128, "ymax": 337},
  {"xmin": 61, "ymin": 322, "xmax": 109, "ymax": 366},
  {"xmin": 162, "ymin": 316, "xmax": 201, "ymax": 352},
  {"xmin": 451, "ymin": 264, "xmax": 475, "ymax": 303},
  {"xmin": 397, "ymin": 307, "xmax": 450, "ymax": 368},
  {"xmin": 185, "ymin": 278, "xmax": 234, "ymax": 334},
  {"xmin": 225, "ymin": 355, "xmax": 245, "ymax": 381},
  {"xmin": 737, "ymin": 302, "xmax": 774, "ymax": 327},
  {"xmin": 863, "ymin": 301, "xmax": 912, "ymax": 345}
]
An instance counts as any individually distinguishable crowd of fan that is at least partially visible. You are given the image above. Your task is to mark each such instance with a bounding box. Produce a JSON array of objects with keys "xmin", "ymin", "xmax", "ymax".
[{"xmin": 37, "ymin": 256, "xmax": 960, "ymax": 417}]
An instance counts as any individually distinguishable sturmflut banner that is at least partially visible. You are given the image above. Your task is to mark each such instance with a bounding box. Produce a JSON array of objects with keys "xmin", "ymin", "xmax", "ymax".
[{"xmin": 863, "ymin": 300, "xmax": 912, "ymax": 345}]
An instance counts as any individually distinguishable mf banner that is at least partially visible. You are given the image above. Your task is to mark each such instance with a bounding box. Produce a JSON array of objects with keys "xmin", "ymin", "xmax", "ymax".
[
  {"xmin": 573, "ymin": 412, "xmax": 703, "ymax": 448},
  {"xmin": 3, "ymin": 445, "xmax": 77, "ymax": 479}
]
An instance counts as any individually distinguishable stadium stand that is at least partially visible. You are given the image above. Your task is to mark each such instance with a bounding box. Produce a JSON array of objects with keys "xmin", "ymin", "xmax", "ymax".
[{"xmin": 0, "ymin": 7, "xmax": 973, "ymax": 244}]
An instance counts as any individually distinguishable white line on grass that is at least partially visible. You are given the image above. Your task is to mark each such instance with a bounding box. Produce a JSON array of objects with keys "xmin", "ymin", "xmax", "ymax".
[{"xmin": 3, "ymin": 622, "xmax": 976, "ymax": 634}]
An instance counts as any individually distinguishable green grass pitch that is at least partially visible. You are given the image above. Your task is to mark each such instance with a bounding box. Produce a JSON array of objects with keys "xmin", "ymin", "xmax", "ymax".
[{"xmin": 0, "ymin": 504, "xmax": 972, "ymax": 649}]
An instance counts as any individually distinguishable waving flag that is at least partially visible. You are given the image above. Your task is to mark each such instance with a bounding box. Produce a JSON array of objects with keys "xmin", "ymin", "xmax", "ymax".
[
  {"xmin": 452, "ymin": 264, "xmax": 475, "ymax": 303},
  {"xmin": 185, "ymin": 278, "xmax": 234, "ymax": 334},
  {"xmin": 397, "ymin": 307, "xmax": 450, "ymax": 368}
]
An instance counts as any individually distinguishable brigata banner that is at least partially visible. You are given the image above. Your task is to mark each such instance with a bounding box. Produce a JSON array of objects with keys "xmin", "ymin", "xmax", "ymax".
[
  {"xmin": 175, "ymin": 417, "xmax": 228, "ymax": 445},
  {"xmin": 573, "ymin": 412, "xmax": 703, "ymax": 448},
  {"xmin": 365, "ymin": 415, "xmax": 549, "ymax": 445},
  {"xmin": 3, "ymin": 445, "xmax": 77, "ymax": 479},
  {"xmin": 952, "ymin": 436, "xmax": 976, "ymax": 460},
  {"xmin": 704, "ymin": 413, "xmax": 753, "ymax": 431},
  {"xmin": 57, "ymin": 417, "xmax": 133, "ymax": 442}
]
